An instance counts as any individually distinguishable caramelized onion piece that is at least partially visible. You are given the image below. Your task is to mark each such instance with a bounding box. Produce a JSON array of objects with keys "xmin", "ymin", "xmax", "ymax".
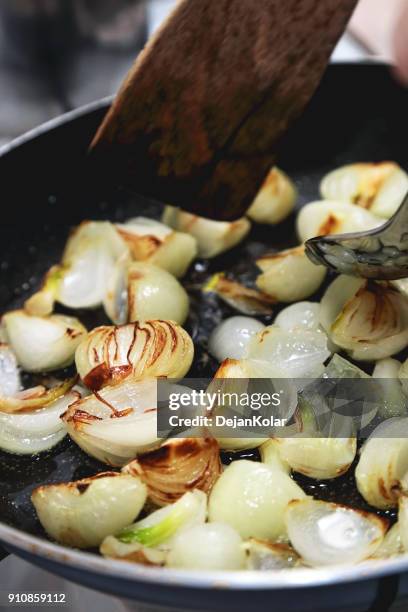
[
  {"xmin": 123, "ymin": 438, "xmax": 222, "ymax": 507},
  {"xmin": 75, "ymin": 320, "xmax": 194, "ymax": 391},
  {"xmin": 100, "ymin": 536, "xmax": 166, "ymax": 565},
  {"xmin": 247, "ymin": 167, "xmax": 297, "ymax": 225},
  {"xmin": 204, "ymin": 273, "xmax": 275, "ymax": 316}
]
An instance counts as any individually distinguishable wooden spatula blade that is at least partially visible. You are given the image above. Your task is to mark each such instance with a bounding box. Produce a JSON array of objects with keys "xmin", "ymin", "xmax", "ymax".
[{"xmin": 90, "ymin": 0, "xmax": 358, "ymax": 220}]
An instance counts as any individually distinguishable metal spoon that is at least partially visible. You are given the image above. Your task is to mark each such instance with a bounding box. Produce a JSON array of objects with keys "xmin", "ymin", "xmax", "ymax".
[{"xmin": 305, "ymin": 193, "xmax": 408, "ymax": 280}]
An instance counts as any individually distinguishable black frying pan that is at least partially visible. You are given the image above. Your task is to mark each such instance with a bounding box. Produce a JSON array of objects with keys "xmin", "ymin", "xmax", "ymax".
[{"xmin": 1, "ymin": 63, "xmax": 408, "ymax": 612}]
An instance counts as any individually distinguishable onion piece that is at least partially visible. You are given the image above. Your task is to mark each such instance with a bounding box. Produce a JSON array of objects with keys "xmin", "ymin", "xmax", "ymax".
[
  {"xmin": 0, "ymin": 391, "xmax": 79, "ymax": 454},
  {"xmin": 62, "ymin": 378, "xmax": 160, "ymax": 466},
  {"xmin": 116, "ymin": 217, "xmax": 197, "ymax": 278},
  {"xmin": 274, "ymin": 302, "xmax": 321, "ymax": 333},
  {"xmin": 167, "ymin": 523, "xmax": 246, "ymax": 570},
  {"xmin": 320, "ymin": 162, "xmax": 408, "ymax": 219},
  {"xmin": 245, "ymin": 539, "xmax": 300, "ymax": 570},
  {"xmin": 0, "ymin": 344, "xmax": 21, "ymax": 396},
  {"xmin": 32, "ymin": 472, "xmax": 147, "ymax": 548},
  {"xmin": 398, "ymin": 358, "xmax": 408, "ymax": 396},
  {"xmin": 247, "ymin": 167, "xmax": 297, "ymax": 225},
  {"xmin": 3, "ymin": 310, "xmax": 86, "ymax": 373},
  {"xmin": 372, "ymin": 523, "xmax": 403, "ymax": 559},
  {"xmin": 259, "ymin": 439, "xmax": 290, "ymax": 474},
  {"xmin": 123, "ymin": 438, "xmax": 222, "ymax": 506},
  {"xmin": 398, "ymin": 495, "xmax": 408, "ymax": 552},
  {"xmin": 320, "ymin": 276, "xmax": 408, "ymax": 361},
  {"xmin": 208, "ymin": 316, "xmax": 265, "ymax": 362},
  {"xmin": 355, "ymin": 418, "xmax": 408, "ymax": 509},
  {"xmin": 372, "ymin": 358, "xmax": 407, "ymax": 418},
  {"xmin": 204, "ymin": 274, "xmax": 275, "ymax": 316},
  {"xmin": 246, "ymin": 326, "xmax": 331, "ymax": 378},
  {"xmin": 162, "ymin": 206, "xmax": 251, "ymax": 259},
  {"xmin": 117, "ymin": 490, "xmax": 207, "ymax": 550},
  {"xmin": 256, "ymin": 246, "xmax": 326, "ymax": 303},
  {"xmin": 100, "ymin": 536, "xmax": 166, "ymax": 566},
  {"xmin": 0, "ymin": 377, "xmax": 76, "ymax": 414},
  {"xmin": 75, "ymin": 320, "xmax": 194, "ymax": 391},
  {"xmin": 286, "ymin": 499, "xmax": 386, "ymax": 567},
  {"xmin": 274, "ymin": 436, "xmax": 356, "ymax": 480},
  {"xmin": 296, "ymin": 201, "xmax": 382, "ymax": 243},
  {"xmin": 208, "ymin": 460, "xmax": 306, "ymax": 540}
]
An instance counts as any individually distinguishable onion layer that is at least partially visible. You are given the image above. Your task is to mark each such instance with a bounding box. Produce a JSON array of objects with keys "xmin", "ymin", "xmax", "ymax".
[
  {"xmin": 286, "ymin": 499, "xmax": 386, "ymax": 567},
  {"xmin": 0, "ymin": 344, "xmax": 21, "ymax": 396},
  {"xmin": 208, "ymin": 460, "xmax": 305, "ymax": 540},
  {"xmin": 32, "ymin": 473, "xmax": 147, "ymax": 548},
  {"xmin": 123, "ymin": 438, "xmax": 222, "ymax": 506},
  {"xmin": 247, "ymin": 167, "xmax": 297, "ymax": 225},
  {"xmin": 256, "ymin": 246, "xmax": 326, "ymax": 303},
  {"xmin": 3, "ymin": 310, "xmax": 86, "ymax": 373},
  {"xmin": 75, "ymin": 320, "xmax": 194, "ymax": 391}
]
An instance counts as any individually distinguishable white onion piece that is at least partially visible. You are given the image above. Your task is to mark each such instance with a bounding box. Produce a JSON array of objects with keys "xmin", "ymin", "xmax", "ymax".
[
  {"xmin": 246, "ymin": 326, "xmax": 331, "ymax": 378},
  {"xmin": 208, "ymin": 316, "xmax": 265, "ymax": 362},
  {"xmin": 274, "ymin": 302, "xmax": 321, "ymax": 333},
  {"xmin": 167, "ymin": 523, "xmax": 245, "ymax": 570},
  {"xmin": 355, "ymin": 418, "xmax": 408, "ymax": 509},
  {"xmin": 245, "ymin": 539, "xmax": 300, "ymax": 570},
  {"xmin": 117, "ymin": 490, "xmax": 207, "ymax": 550},
  {"xmin": 204, "ymin": 274, "xmax": 275, "ymax": 316},
  {"xmin": 3, "ymin": 310, "xmax": 86, "ymax": 373},
  {"xmin": 127, "ymin": 262, "xmax": 189, "ymax": 325},
  {"xmin": 274, "ymin": 437, "xmax": 356, "ymax": 480},
  {"xmin": 372, "ymin": 358, "xmax": 407, "ymax": 418},
  {"xmin": 63, "ymin": 378, "xmax": 160, "ymax": 466},
  {"xmin": 399, "ymin": 496, "xmax": 408, "ymax": 552},
  {"xmin": 296, "ymin": 201, "xmax": 382, "ymax": 243},
  {"xmin": 320, "ymin": 162, "xmax": 408, "ymax": 219},
  {"xmin": 116, "ymin": 217, "xmax": 197, "ymax": 278},
  {"xmin": 0, "ymin": 345, "xmax": 21, "ymax": 396},
  {"xmin": 208, "ymin": 460, "xmax": 305, "ymax": 540},
  {"xmin": 259, "ymin": 439, "xmax": 290, "ymax": 474},
  {"xmin": 286, "ymin": 499, "xmax": 386, "ymax": 567},
  {"xmin": 32, "ymin": 473, "xmax": 147, "ymax": 548},
  {"xmin": 398, "ymin": 358, "xmax": 408, "ymax": 396},
  {"xmin": 0, "ymin": 378, "xmax": 76, "ymax": 415},
  {"xmin": 0, "ymin": 391, "xmax": 79, "ymax": 455},
  {"xmin": 103, "ymin": 252, "xmax": 130, "ymax": 325},
  {"xmin": 162, "ymin": 206, "xmax": 251, "ymax": 259},
  {"xmin": 247, "ymin": 167, "xmax": 297, "ymax": 225},
  {"xmin": 372, "ymin": 523, "xmax": 403, "ymax": 559},
  {"xmin": 256, "ymin": 246, "xmax": 326, "ymax": 303},
  {"xmin": 75, "ymin": 321, "xmax": 194, "ymax": 390},
  {"xmin": 320, "ymin": 276, "xmax": 408, "ymax": 361},
  {"xmin": 100, "ymin": 536, "xmax": 166, "ymax": 565}
]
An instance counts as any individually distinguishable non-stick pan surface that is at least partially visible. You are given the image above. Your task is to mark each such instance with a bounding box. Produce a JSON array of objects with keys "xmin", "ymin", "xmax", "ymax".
[{"xmin": 1, "ymin": 64, "xmax": 408, "ymax": 611}]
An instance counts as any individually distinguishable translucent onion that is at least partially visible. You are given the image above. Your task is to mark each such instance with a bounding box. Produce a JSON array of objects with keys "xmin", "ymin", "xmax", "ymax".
[
  {"xmin": 116, "ymin": 217, "xmax": 197, "ymax": 278},
  {"xmin": 296, "ymin": 201, "xmax": 382, "ymax": 243},
  {"xmin": 208, "ymin": 316, "xmax": 265, "ymax": 362},
  {"xmin": 123, "ymin": 438, "xmax": 222, "ymax": 506},
  {"xmin": 100, "ymin": 536, "xmax": 166, "ymax": 566},
  {"xmin": 355, "ymin": 418, "xmax": 408, "ymax": 509},
  {"xmin": 26, "ymin": 221, "xmax": 129, "ymax": 314},
  {"xmin": 32, "ymin": 473, "xmax": 147, "ymax": 548},
  {"xmin": 274, "ymin": 436, "xmax": 357, "ymax": 480},
  {"xmin": 117, "ymin": 490, "xmax": 207, "ymax": 550},
  {"xmin": 247, "ymin": 167, "xmax": 297, "ymax": 225},
  {"xmin": 0, "ymin": 390, "xmax": 79, "ymax": 455},
  {"xmin": 274, "ymin": 302, "xmax": 321, "ymax": 333},
  {"xmin": 208, "ymin": 460, "xmax": 306, "ymax": 540},
  {"xmin": 259, "ymin": 439, "xmax": 290, "ymax": 474},
  {"xmin": 286, "ymin": 499, "xmax": 386, "ymax": 567},
  {"xmin": 256, "ymin": 246, "xmax": 326, "ymax": 303},
  {"xmin": 167, "ymin": 523, "xmax": 246, "ymax": 570},
  {"xmin": 245, "ymin": 539, "xmax": 300, "ymax": 570},
  {"xmin": 62, "ymin": 378, "xmax": 160, "ymax": 466},
  {"xmin": 320, "ymin": 162, "xmax": 408, "ymax": 219},
  {"xmin": 204, "ymin": 274, "xmax": 275, "ymax": 316},
  {"xmin": 372, "ymin": 358, "xmax": 407, "ymax": 418},
  {"xmin": 320, "ymin": 276, "xmax": 408, "ymax": 361},
  {"xmin": 372, "ymin": 523, "xmax": 403, "ymax": 559},
  {"xmin": 0, "ymin": 344, "xmax": 21, "ymax": 396},
  {"xmin": 3, "ymin": 310, "xmax": 86, "ymax": 373},
  {"xmin": 75, "ymin": 321, "xmax": 194, "ymax": 391},
  {"xmin": 162, "ymin": 206, "xmax": 251, "ymax": 259},
  {"xmin": 246, "ymin": 326, "xmax": 331, "ymax": 378}
]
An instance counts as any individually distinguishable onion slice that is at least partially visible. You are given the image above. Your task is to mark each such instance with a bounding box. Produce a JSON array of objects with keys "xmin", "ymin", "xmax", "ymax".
[
  {"xmin": 123, "ymin": 438, "xmax": 222, "ymax": 507},
  {"xmin": 0, "ymin": 377, "xmax": 77, "ymax": 414},
  {"xmin": 286, "ymin": 499, "xmax": 386, "ymax": 567}
]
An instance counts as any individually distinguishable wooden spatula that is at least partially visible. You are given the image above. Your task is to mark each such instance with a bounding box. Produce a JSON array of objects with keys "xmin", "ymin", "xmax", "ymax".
[{"xmin": 90, "ymin": 0, "xmax": 358, "ymax": 220}]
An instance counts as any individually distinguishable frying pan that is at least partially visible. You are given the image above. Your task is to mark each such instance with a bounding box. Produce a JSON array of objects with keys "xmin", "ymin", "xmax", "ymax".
[{"xmin": 1, "ymin": 63, "xmax": 408, "ymax": 612}]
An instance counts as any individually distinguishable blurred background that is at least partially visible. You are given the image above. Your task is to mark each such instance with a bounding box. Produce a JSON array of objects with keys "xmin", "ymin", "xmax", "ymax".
[{"xmin": 0, "ymin": 0, "xmax": 399, "ymax": 148}]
